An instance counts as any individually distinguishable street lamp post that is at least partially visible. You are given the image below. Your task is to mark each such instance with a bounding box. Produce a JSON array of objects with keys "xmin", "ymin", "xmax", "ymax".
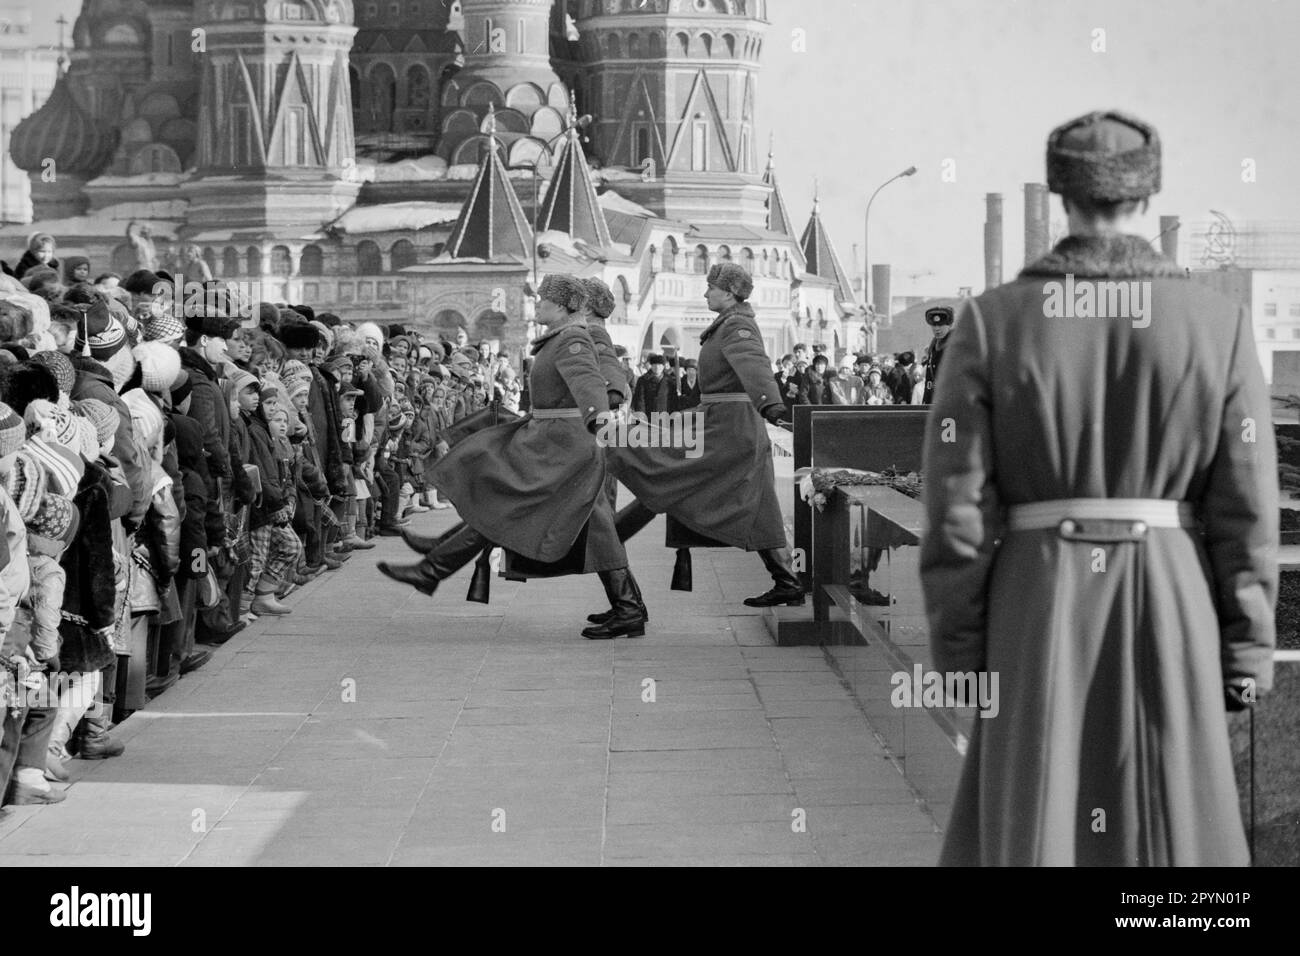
[{"xmin": 863, "ymin": 166, "xmax": 917, "ymax": 342}]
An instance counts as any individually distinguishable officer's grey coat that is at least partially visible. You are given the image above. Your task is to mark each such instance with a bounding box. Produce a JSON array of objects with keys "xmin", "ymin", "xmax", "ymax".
[
  {"xmin": 608, "ymin": 301, "xmax": 787, "ymax": 550},
  {"xmin": 431, "ymin": 321, "xmax": 625, "ymax": 571},
  {"xmin": 921, "ymin": 235, "xmax": 1277, "ymax": 866}
]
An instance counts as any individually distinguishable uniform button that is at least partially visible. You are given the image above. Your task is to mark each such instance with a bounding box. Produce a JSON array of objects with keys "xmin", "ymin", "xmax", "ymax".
[
  {"xmin": 1058, "ymin": 519, "xmax": 1076, "ymax": 535},
  {"xmin": 1131, "ymin": 521, "xmax": 1147, "ymax": 536},
  {"xmin": 588, "ymin": 407, "xmax": 595, "ymax": 412},
  {"xmin": 760, "ymin": 395, "xmax": 766, "ymax": 400}
]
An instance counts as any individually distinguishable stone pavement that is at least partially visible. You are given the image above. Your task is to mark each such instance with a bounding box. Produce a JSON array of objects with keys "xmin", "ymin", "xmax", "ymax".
[{"xmin": 0, "ymin": 507, "xmax": 943, "ymax": 866}]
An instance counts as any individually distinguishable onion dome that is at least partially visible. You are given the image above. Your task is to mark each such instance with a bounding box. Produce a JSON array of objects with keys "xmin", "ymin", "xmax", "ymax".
[{"xmin": 9, "ymin": 76, "xmax": 117, "ymax": 178}]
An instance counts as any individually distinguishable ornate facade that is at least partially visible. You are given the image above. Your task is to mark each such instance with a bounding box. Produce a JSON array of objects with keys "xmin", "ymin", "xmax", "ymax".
[{"xmin": 4, "ymin": 0, "xmax": 861, "ymax": 360}]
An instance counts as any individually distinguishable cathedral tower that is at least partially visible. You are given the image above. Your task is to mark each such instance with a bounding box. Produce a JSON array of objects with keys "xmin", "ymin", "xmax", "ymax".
[
  {"xmin": 182, "ymin": 0, "xmax": 361, "ymax": 231},
  {"xmin": 573, "ymin": 0, "xmax": 770, "ymax": 228}
]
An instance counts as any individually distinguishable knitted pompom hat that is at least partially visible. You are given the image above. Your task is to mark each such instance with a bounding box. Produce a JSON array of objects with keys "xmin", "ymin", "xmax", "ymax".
[
  {"xmin": 0, "ymin": 402, "xmax": 26, "ymax": 459},
  {"xmin": 3, "ymin": 448, "xmax": 47, "ymax": 522},
  {"xmin": 27, "ymin": 491, "xmax": 77, "ymax": 542},
  {"xmin": 143, "ymin": 309, "xmax": 185, "ymax": 344},
  {"xmin": 355, "ymin": 321, "xmax": 385, "ymax": 349},
  {"xmin": 72, "ymin": 397, "xmax": 120, "ymax": 447},
  {"xmin": 30, "ymin": 350, "xmax": 75, "ymax": 397},
  {"xmin": 23, "ymin": 398, "xmax": 78, "ymax": 446},
  {"xmin": 133, "ymin": 340, "xmax": 182, "ymax": 394},
  {"xmin": 26, "ymin": 434, "xmax": 85, "ymax": 496}
]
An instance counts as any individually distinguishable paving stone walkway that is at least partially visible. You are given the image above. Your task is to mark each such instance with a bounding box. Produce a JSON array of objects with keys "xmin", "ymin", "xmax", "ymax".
[{"xmin": 0, "ymin": 507, "xmax": 943, "ymax": 866}]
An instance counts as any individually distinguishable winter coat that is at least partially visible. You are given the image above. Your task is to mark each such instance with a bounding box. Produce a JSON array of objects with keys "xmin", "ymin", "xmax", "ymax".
[
  {"xmin": 13, "ymin": 249, "xmax": 58, "ymax": 280},
  {"xmin": 587, "ymin": 320, "xmax": 629, "ymax": 407},
  {"xmin": 170, "ymin": 413, "xmax": 212, "ymax": 580},
  {"xmin": 309, "ymin": 365, "xmax": 349, "ymax": 496},
  {"xmin": 0, "ymin": 487, "xmax": 30, "ymax": 652},
  {"xmin": 431, "ymin": 321, "xmax": 623, "ymax": 570},
  {"xmin": 58, "ymin": 460, "xmax": 118, "ymax": 673},
  {"xmin": 245, "ymin": 413, "xmax": 289, "ymax": 529},
  {"xmin": 630, "ymin": 371, "xmax": 671, "ymax": 415},
  {"xmin": 608, "ymin": 301, "xmax": 787, "ymax": 551},
  {"xmin": 920, "ymin": 234, "xmax": 1277, "ymax": 867},
  {"xmin": 70, "ymin": 356, "xmax": 150, "ymax": 528}
]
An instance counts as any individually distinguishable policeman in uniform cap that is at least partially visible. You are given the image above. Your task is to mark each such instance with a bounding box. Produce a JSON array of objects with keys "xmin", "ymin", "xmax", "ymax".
[
  {"xmin": 605, "ymin": 262, "xmax": 804, "ymax": 608},
  {"xmin": 920, "ymin": 110, "xmax": 1277, "ymax": 866}
]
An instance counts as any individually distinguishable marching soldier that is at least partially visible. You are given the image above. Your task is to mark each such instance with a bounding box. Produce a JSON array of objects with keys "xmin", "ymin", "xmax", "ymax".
[
  {"xmin": 921, "ymin": 110, "xmax": 1277, "ymax": 866},
  {"xmin": 380, "ymin": 275, "xmax": 648, "ymax": 639},
  {"xmin": 604, "ymin": 263, "xmax": 803, "ymax": 608}
]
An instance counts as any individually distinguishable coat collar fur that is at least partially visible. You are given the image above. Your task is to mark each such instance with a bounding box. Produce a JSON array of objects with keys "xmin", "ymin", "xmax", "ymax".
[{"xmin": 1020, "ymin": 234, "xmax": 1185, "ymax": 280}]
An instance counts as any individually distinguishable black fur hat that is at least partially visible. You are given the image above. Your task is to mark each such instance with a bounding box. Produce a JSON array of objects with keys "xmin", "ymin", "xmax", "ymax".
[{"xmin": 277, "ymin": 320, "xmax": 323, "ymax": 350}]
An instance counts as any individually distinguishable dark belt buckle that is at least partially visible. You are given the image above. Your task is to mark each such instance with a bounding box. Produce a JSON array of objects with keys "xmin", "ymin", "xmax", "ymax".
[{"xmin": 1056, "ymin": 517, "xmax": 1149, "ymax": 543}]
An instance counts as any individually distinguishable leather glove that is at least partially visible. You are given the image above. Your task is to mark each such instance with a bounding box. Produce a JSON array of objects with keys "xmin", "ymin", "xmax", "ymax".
[{"xmin": 762, "ymin": 405, "xmax": 785, "ymax": 426}]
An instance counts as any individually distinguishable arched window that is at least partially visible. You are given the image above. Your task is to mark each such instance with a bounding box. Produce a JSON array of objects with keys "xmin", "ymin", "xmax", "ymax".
[
  {"xmin": 299, "ymin": 244, "xmax": 323, "ymax": 276},
  {"xmin": 701, "ymin": 33, "xmax": 713, "ymax": 57},
  {"xmin": 369, "ymin": 64, "xmax": 397, "ymax": 127},
  {"xmin": 740, "ymin": 247, "xmax": 754, "ymax": 273},
  {"xmin": 356, "ymin": 240, "xmax": 383, "ymax": 274},
  {"xmin": 761, "ymin": 249, "xmax": 770, "ymax": 277},
  {"xmin": 390, "ymin": 239, "xmax": 417, "ymax": 270},
  {"xmin": 246, "ymin": 246, "xmax": 263, "ymax": 276},
  {"xmin": 349, "ymin": 66, "xmax": 361, "ymax": 112},
  {"xmin": 661, "ymin": 237, "xmax": 678, "ymax": 273},
  {"xmin": 693, "ymin": 244, "xmax": 709, "ymax": 274},
  {"xmin": 718, "ymin": 245, "xmax": 732, "ymax": 262},
  {"xmin": 129, "ymin": 143, "xmax": 182, "ymax": 175},
  {"xmin": 675, "ymin": 32, "xmax": 689, "ymax": 56},
  {"xmin": 223, "ymin": 247, "xmax": 241, "ymax": 277},
  {"xmin": 270, "ymin": 245, "xmax": 292, "ymax": 277},
  {"xmin": 606, "ymin": 34, "xmax": 621, "ymax": 58},
  {"xmin": 406, "ymin": 65, "xmax": 430, "ymax": 108},
  {"xmin": 649, "ymin": 32, "xmax": 662, "ymax": 58},
  {"xmin": 627, "ymin": 33, "xmax": 640, "ymax": 58}
]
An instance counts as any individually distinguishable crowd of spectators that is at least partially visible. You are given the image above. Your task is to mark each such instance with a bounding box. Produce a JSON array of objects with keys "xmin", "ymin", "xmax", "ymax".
[{"xmin": 0, "ymin": 232, "xmax": 523, "ymax": 814}]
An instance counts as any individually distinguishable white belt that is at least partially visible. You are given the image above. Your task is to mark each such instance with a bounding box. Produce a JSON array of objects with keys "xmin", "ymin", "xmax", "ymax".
[
  {"xmin": 701, "ymin": 392, "xmax": 750, "ymax": 404},
  {"xmin": 1006, "ymin": 497, "xmax": 1196, "ymax": 532},
  {"xmin": 530, "ymin": 408, "xmax": 582, "ymax": 420}
]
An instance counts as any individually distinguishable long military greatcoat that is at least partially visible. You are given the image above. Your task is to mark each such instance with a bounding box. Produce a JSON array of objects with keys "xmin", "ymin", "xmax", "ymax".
[
  {"xmin": 920, "ymin": 235, "xmax": 1277, "ymax": 866},
  {"xmin": 430, "ymin": 320, "xmax": 625, "ymax": 572},
  {"xmin": 608, "ymin": 301, "xmax": 787, "ymax": 551}
]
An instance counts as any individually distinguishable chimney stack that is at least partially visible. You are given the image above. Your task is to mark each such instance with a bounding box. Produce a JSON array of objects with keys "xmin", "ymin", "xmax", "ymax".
[
  {"xmin": 984, "ymin": 192, "xmax": 1003, "ymax": 290},
  {"xmin": 871, "ymin": 264, "xmax": 891, "ymax": 319},
  {"xmin": 1159, "ymin": 215, "xmax": 1180, "ymax": 264},
  {"xmin": 1024, "ymin": 183, "xmax": 1049, "ymax": 264}
]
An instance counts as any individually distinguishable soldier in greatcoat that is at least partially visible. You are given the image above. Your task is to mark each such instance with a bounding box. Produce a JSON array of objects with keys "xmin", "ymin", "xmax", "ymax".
[
  {"xmin": 379, "ymin": 275, "xmax": 648, "ymax": 639},
  {"xmin": 605, "ymin": 263, "xmax": 803, "ymax": 607},
  {"xmin": 920, "ymin": 110, "xmax": 1277, "ymax": 866}
]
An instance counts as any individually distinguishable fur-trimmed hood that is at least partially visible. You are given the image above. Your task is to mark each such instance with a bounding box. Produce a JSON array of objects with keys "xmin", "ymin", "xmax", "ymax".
[{"xmin": 1020, "ymin": 234, "xmax": 1185, "ymax": 280}]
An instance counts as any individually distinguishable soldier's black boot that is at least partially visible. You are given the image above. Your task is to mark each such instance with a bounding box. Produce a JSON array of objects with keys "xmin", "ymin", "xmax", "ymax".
[
  {"xmin": 670, "ymin": 548, "xmax": 692, "ymax": 591},
  {"xmin": 586, "ymin": 570, "xmax": 649, "ymax": 624},
  {"xmin": 581, "ymin": 568, "xmax": 647, "ymax": 639},
  {"xmin": 614, "ymin": 501, "xmax": 657, "ymax": 542},
  {"xmin": 743, "ymin": 547, "xmax": 806, "ymax": 607},
  {"xmin": 379, "ymin": 525, "xmax": 488, "ymax": 597},
  {"xmin": 402, "ymin": 521, "xmax": 465, "ymax": 554},
  {"xmin": 466, "ymin": 548, "xmax": 493, "ymax": 604}
]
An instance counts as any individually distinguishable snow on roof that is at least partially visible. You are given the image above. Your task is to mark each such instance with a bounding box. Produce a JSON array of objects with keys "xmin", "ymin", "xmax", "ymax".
[
  {"xmin": 369, "ymin": 155, "xmax": 448, "ymax": 183},
  {"xmin": 331, "ymin": 201, "xmax": 466, "ymax": 235},
  {"xmin": 87, "ymin": 172, "xmax": 189, "ymax": 188},
  {"xmin": 0, "ymin": 199, "xmax": 187, "ymax": 240},
  {"xmin": 597, "ymin": 190, "xmax": 656, "ymax": 219}
]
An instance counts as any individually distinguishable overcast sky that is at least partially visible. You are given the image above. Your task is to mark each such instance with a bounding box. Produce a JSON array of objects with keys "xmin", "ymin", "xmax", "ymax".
[
  {"xmin": 20, "ymin": 0, "xmax": 1300, "ymax": 296},
  {"xmin": 760, "ymin": 0, "xmax": 1300, "ymax": 295}
]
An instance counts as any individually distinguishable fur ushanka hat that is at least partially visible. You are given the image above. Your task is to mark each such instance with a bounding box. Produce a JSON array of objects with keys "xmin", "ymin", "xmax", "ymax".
[{"xmin": 1047, "ymin": 110, "xmax": 1160, "ymax": 202}]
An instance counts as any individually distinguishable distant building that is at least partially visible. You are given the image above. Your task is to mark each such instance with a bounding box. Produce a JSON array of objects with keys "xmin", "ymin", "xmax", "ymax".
[
  {"xmin": 0, "ymin": 4, "xmax": 61, "ymax": 224},
  {"xmin": 2, "ymin": 0, "xmax": 859, "ymax": 361}
]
